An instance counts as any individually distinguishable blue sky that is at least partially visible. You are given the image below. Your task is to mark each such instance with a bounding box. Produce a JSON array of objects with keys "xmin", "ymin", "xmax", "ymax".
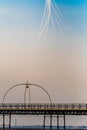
[
  {"xmin": 0, "ymin": 0, "xmax": 87, "ymax": 35},
  {"xmin": 57, "ymin": 0, "xmax": 86, "ymax": 5},
  {"xmin": 57, "ymin": 0, "xmax": 87, "ymax": 34},
  {"xmin": 0, "ymin": 0, "xmax": 86, "ymax": 5}
]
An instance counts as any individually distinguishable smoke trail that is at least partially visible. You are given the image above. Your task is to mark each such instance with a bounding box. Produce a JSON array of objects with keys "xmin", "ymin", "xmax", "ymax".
[
  {"xmin": 33, "ymin": 0, "xmax": 79, "ymax": 46},
  {"xmin": 46, "ymin": 0, "xmax": 51, "ymax": 16},
  {"xmin": 52, "ymin": 0, "xmax": 79, "ymax": 39},
  {"xmin": 42, "ymin": 0, "xmax": 51, "ymax": 43},
  {"xmin": 34, "ymin": 0, "xmax": 51, "ymax": 46}
]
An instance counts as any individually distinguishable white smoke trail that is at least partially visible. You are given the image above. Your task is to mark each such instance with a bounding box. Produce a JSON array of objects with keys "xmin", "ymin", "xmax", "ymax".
[
  {"xmin": 34, "ymin": 0, "xmax": 51, "ymax": 46},
  {"xmin": 33, "ymin": 0, "xmax": 79, "ymax": 46},
  {"xmin": 51, "ymin": 2, "xmax": 70, "ymax": 38},
  {"xmin": 50, "ymin": 14, "xmax": 56, "ymax": 34},
  {"xmin": 52, "ymin": 0, "xmax": 79, "ymax": 39}
]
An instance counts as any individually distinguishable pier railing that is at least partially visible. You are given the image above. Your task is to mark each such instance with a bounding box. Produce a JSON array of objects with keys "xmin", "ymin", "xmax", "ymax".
[{"xmin": 0, "ymin": 103, "xmax": 87, "ymax": 110}]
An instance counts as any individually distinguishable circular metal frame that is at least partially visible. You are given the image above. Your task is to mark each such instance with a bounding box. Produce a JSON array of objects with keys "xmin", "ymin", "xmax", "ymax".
[{"xmin": 2, "ymin": 82, "xmax": 52, "ymax": 104}]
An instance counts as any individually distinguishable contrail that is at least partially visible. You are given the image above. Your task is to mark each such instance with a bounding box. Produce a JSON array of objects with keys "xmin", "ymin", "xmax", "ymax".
[{"xmin": 33, "ymin": 0, "xmax": 79, "ymax": 46}]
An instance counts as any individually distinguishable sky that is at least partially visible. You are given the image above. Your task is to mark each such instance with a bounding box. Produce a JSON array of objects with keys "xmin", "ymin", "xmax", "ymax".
[
  {"xmin": 0, "ymin": 0, "xmax": 87, "ymax": 103},
  {"xmin": 0, "ymin": 0, "xmax": 87, "ymax": 126}
]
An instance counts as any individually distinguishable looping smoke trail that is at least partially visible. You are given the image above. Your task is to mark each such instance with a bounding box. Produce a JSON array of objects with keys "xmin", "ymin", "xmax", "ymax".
[{"xmin": 33, "ymin": 0, "xmax": 79, "ymax": 47}]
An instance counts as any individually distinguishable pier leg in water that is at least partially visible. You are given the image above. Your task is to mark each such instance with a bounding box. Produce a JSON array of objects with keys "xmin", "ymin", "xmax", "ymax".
[
  {"xmin": 9, "ymin": 114, "xmax": 11, "ymax": 130},
  {"xmin": 3, "ymin": 114, "xmax": 5, "ymax": 130},
  {"xmin": 43, "ymin": 114, "xmax": 46, "ymax": 130},
  {"xmin": 57, "ymin": 115, "xmax": 59, "ymax": 130},
  {"xmin": 50, "ymin": 115, "xmax": 52, "ymax": 130},
  {"xmin": 64, "ymin": 115, "xmax": 66, "ymax": 130}
]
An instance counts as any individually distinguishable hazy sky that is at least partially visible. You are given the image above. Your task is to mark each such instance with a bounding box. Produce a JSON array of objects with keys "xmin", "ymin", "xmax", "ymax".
[{"xmin": 0, "ymin": 0, "xmax": 87, "ymax": 104}]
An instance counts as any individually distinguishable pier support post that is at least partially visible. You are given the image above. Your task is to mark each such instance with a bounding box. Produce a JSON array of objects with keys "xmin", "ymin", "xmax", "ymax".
[
  {"xmin": 57, "ymin": 115, "xmax": 59, "ymax": 130},
  {"xmin": 3, "ymin": 114, "xmax": 5, "ymax": 130},
  {"xmin": 50, "ymin": 115, "xmax": 52, "ymax": 130},
  {"xmin": 64, "ymin": 115, "xmax": 66, "ymax": 130},
  {"xmin": 9, "ymin": 114, "xmax": 11, "ymax": 130},
  {"xmin": 43, "ymin": 115, "xmax": 46, "ymax": 130}
]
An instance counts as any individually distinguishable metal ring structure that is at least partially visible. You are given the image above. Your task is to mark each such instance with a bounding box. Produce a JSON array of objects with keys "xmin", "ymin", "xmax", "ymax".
[{"xmin": 2, "ymin": 82, "xmax": 52, "ymax": 105}]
